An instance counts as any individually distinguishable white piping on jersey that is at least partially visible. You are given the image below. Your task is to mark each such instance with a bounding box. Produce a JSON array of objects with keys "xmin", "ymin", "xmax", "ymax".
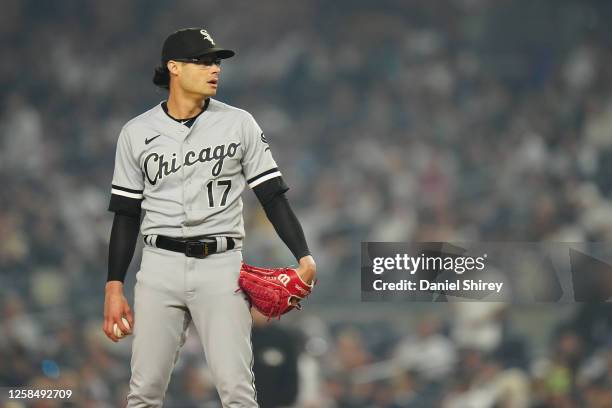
[
  {"xmin": 248, "ymin": 171, "xmax": 282, "ymax": 188},
  {"xmin": 111, "ymin": 188, "xmax": 143, "ymax": 200}
]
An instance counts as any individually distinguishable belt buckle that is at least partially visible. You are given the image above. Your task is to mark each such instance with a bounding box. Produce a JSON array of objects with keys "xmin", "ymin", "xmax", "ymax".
[{"xmin": 185, "ymin": 241, "xmax": 208, "ymax": 258}]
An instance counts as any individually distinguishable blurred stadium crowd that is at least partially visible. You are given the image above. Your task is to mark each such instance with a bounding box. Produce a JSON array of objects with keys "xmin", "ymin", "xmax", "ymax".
[{"xmin": 1, "ymin": 0, "xmax": 612, "ymax": 406}]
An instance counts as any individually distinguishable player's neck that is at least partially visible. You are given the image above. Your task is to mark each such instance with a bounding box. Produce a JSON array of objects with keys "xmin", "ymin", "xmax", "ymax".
[{"xmin": 166, "ymin": 91, "xmax": 207, "ymax": 119}]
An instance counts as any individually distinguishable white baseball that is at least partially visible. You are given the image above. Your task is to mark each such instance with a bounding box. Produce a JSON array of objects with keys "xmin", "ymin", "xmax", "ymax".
[{"xmin": 112, "ymin": 317, "xmax": 131, "ymax": 338}]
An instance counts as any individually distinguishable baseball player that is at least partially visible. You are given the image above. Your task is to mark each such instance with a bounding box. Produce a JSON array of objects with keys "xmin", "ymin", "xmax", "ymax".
[{"xmin": 103, "ymin": 27, "xmax": 316, "ymax": 407}]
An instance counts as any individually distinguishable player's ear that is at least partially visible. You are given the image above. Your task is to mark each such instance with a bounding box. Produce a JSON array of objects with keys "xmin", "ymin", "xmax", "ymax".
[{"xmin": 167, "ymin": 60, "xmax": 180, "ymax": 76}]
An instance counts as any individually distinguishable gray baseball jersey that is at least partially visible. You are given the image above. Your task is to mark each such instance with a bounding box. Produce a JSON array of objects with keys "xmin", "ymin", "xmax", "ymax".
[{"xmin": 110, "ymin": 98, "xmax": 281, "ymax": 238}]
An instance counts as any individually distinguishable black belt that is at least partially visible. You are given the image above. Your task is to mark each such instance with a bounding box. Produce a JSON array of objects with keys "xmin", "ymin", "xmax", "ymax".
[{"xmin": 147, "ymin": 235, "xmax": 235, "ymax": 258}]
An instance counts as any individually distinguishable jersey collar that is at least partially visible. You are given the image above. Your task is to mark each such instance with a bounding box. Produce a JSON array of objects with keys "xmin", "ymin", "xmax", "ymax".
[{"xmin": 161, "ymin": 98, "xmax": 209, "ymax": 127}]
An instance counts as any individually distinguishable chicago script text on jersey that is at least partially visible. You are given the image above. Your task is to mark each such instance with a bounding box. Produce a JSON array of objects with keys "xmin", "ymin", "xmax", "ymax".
[{"xmin": 143, "ymin": 142, "xmax": 241, "ymax": 185}]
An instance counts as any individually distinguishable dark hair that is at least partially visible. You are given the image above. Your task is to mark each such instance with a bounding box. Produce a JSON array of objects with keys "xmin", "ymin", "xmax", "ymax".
[{"xmin": 152, "ymin": 64, "xmax": 170, "ymax": 89}]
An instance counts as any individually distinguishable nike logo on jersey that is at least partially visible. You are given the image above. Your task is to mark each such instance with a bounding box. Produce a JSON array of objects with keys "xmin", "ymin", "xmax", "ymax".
[
  {"xmin": 145, "ymin": 135, "xmax": 161, "ymax": 145},
  {"xmin": 143, "ymin": 142, "xmax": 241, "ymax": 185}
]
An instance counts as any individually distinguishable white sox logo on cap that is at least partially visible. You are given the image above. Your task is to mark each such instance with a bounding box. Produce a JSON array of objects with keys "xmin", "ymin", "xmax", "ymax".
[{"xmin": 200, "ymin": 30, "xmax": 215, "ymax": 45}]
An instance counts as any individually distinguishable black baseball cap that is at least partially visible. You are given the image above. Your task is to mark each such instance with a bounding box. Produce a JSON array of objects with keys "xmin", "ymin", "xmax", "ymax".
[{"xmin": 161, "ymin": 28, "xmax": 235, "ymax": 61}]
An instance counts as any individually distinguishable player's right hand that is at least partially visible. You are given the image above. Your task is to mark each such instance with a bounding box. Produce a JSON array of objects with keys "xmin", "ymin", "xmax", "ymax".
[
  {"xmin": 103, "ymin": 281, "xmax": 134, "ymax": 342},
  {"xmin": 296, "ymin": 255, "xmax": 317, "ymax": 285}
]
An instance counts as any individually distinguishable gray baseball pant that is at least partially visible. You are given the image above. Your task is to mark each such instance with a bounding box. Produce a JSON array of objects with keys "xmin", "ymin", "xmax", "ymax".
[{"xmin": 126, "ymin": 244, "xmax": 258, "ymax": 407}]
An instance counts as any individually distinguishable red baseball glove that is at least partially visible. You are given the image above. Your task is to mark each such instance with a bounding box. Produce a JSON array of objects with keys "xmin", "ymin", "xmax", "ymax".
[{"xmin": 237, "ymin": 262, "xmax": 315, "ymax": 319}]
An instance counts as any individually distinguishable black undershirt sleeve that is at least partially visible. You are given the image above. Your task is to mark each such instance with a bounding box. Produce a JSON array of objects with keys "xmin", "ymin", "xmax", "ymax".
[
  {"xmin": 256, "ymin": 183, "xmax": 311, "ymax": 260},
  {"xmin": 108, "ymin": 194, "xmax": 142, "ymax": 217},
  {"xmin": 107, "ymin": 212, "xmax": 141, "ymax": 282},
  {"xmin": 253, "ymin": 176, "xmax": 289, "ymax": 206},
  {"xmin": 262, "ymin": 194, "xmax": 311, "ymax": 260}
]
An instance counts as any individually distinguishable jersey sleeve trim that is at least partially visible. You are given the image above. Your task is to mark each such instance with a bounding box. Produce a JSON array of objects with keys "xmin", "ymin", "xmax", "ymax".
[
  {"xmin": 247, "ymin": 168, "xmax": 282, "ymax": 188},
  {"xmin": 111, "ymin": 184, "xmax": 144, "ymax": 199}
]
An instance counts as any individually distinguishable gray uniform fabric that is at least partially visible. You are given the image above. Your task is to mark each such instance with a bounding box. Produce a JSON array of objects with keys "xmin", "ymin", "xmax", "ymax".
[{"xmin": 110, "ymin": 98, "xmax": 282, "ymax": 407}]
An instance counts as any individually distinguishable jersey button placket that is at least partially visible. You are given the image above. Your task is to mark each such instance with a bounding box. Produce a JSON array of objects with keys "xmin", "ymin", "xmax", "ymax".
[
  {"xmin": 180, "ymin": 135, "xmax": 191, "ymax": 236},
  {"xmin": 183, "ymin": 138, "xmax": 193, "ymax": 212},
  {"xmin": 183, "ymin": 123, "xmax": 195, "ymax": 299},
  {"xmin": 179, "ymin": 129, "xmax": 191, "ymax": 296},
  {"xmin": 185, "ymin": 179, "xmax": 193, "ymax": 211}
]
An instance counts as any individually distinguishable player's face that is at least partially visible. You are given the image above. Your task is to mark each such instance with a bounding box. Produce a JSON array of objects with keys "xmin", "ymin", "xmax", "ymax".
[{"xmin": 172, "ymin": 57, "xmax": 221, "ymax": 97}]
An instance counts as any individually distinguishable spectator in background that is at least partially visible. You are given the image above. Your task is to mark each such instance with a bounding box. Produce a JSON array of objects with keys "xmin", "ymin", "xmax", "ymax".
[
  {"xmin": 393, "ymin": 315, "xmax": 456, "ymax": 382},
  {"xmin": 451, "ymin": 303, "xmax": 508, "ymax": 353}
]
